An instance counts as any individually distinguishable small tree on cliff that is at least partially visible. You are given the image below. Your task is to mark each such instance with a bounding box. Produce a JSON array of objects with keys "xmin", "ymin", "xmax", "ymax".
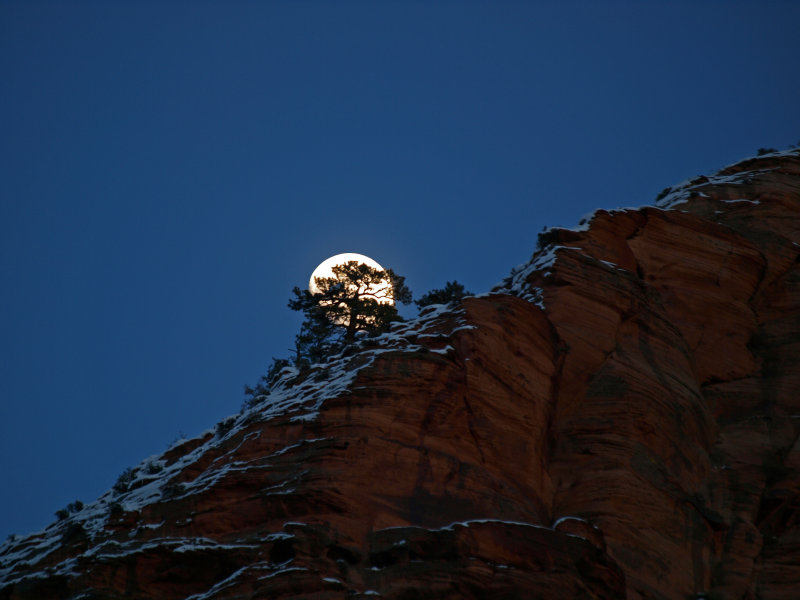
[
  {"xmin": 415, "ymin": 280, "xmax": 473, "ymax": 308},
  {"xmin": 288, "ymin": 261, "xmax": 412, "ymax": 367}
]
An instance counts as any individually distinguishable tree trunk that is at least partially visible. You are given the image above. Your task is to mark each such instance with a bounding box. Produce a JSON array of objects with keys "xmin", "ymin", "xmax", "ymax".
[{"xmin": 344, "ymin": 307, "xmax": 359, "ymax": 342}]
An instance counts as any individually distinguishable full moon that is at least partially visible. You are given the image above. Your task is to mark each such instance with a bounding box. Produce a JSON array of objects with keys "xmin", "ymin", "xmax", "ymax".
[{"xmin": 309, "ymin": 253, "xmax": 394, "ymax": 305}]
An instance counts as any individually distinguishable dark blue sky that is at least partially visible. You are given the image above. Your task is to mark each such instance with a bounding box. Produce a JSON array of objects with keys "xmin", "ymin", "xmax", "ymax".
[{"xmin": 1, "ymin": 1, "xmax": 798, "ymax": 539}]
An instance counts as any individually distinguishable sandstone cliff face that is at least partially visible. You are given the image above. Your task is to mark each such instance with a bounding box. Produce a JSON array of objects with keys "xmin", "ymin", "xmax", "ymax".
[{"xmin": 1, "ymin": 150, "xmax": 799, "ymax": 600}]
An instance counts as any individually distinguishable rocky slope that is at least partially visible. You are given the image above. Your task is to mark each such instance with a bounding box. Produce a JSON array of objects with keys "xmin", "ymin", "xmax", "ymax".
[{"xmin": 1, "ymin": 149, "xmax": 799, "ymax": 600}]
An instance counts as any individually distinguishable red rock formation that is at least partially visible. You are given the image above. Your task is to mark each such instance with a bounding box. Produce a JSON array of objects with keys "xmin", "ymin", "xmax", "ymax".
[{"xmin": 1, "ymin": 149, "xmax": 799, "ymax": 600}]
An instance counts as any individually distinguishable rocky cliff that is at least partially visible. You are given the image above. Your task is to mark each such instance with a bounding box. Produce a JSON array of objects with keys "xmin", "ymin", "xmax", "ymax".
[{"xmin": 1, "ymin": 150, "xmax": 799, "ymax": 600}]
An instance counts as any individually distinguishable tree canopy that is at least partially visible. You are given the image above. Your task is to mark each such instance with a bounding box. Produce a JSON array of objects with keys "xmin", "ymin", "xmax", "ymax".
[
  {"xmin": 288, "ymin": 260, "xmax": 412, "ymax": 368},
  {"xmin": 414, "ymin": 280, "xmax": 473, "ymax": 308}
]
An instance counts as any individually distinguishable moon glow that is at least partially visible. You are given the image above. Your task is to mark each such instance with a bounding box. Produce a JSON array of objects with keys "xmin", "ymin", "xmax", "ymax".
[{"xmin": 309, "ymin": 253, "xmax": 394, "ymax": 306}]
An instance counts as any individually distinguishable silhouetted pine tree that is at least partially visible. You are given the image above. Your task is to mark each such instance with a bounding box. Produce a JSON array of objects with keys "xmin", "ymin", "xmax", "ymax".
[{"xmin": 288, "ymin": 260, "xmax": 412, "ymax": 366}]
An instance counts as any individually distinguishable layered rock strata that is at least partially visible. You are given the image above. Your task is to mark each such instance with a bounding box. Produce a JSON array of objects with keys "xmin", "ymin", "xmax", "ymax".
[{"xmin": 1, "ymin": 150, "xmax": 799, "ymax": 599}]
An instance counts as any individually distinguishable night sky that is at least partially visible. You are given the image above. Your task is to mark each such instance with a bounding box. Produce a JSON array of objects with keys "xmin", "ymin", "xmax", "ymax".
[{"xmin": 2, "ymin": 2, "xmax": 798, "ymax": 540}]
